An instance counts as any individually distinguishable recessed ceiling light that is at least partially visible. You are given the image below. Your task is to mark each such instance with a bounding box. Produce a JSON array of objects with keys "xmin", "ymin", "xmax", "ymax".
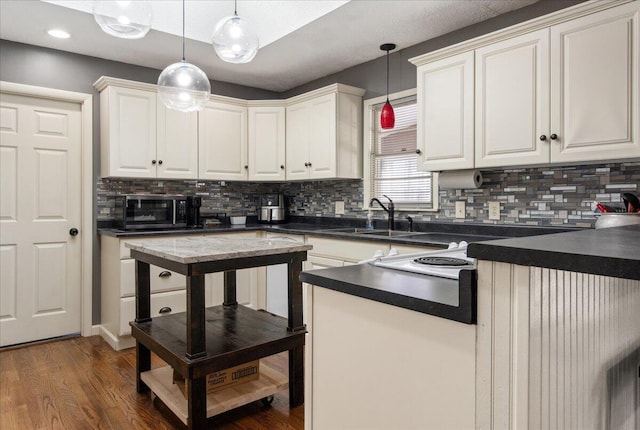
[{"xmin": 47, "ymin": 29, "xmax": 71, "ymax": 39}]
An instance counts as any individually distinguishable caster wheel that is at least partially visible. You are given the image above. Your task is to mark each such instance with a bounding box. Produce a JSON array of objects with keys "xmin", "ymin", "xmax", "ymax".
[{"xmin": 261, "ymin": 395, "xmax": 274, "ymax": 406}]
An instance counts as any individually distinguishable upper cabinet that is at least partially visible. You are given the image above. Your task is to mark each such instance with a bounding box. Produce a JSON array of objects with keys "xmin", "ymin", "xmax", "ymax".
[
  {"xmin": 198, "ymin": 100, "xmax": 248, "ymax": 181},
  {"xmin": 416, "ymin": 51, "xmax": 475, "ymax": 171},
  {"xmin": 247, "ymin": 102, "xmax": 286, "ymax": 181},
  {"xmin": 411, "ymin": 0, "xmax": 640, "ymax": 171},
  {"xmin": 550, "ymin": 2, "xmax": 639, "ymax": 163},
  {"xmin": 95, "ymin": 77, "xmax": 198, "ymax": 179},
  {"xmin": 96, "ymin": 78, "xmax": 365, "ymax": 182},
  {"xmin": 285, "ymin": 84, "xmax": 365, "ymax": 180}
]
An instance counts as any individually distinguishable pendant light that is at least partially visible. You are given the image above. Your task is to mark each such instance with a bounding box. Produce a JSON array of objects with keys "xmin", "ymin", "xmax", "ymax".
[
  {"xmin": 157, "ymin": 0, "xmax": 211, "ymax": 112},
  {"xmin": 212, "ymin": 0, "xmax": 259, "ymax": 64},
  {"xmin": 380, "ymin": 43, "xmax": 396, "ymax": 130},
  {"xmin": 93, "ymin": 0, "xmax": 152, "ymax": 39}
]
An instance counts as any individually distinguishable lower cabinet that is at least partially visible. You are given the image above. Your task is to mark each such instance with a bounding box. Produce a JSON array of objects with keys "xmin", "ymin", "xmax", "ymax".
[{"xmin": 100, "ymin": 231, "xmax": 261, "ymax": 351}]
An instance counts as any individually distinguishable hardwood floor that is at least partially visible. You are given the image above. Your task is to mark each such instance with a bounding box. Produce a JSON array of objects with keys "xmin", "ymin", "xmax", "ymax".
[{"xmin": 0, "ymin": 336, "xmax": 304, "ymax": 429}]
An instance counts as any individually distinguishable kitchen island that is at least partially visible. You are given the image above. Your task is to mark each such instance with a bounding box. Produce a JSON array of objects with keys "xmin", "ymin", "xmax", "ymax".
[
  {"xmin": 301, "ymin": 225, "xmax": 640, "ymax": 430},
  {"xmin": 125, "ymin": 236, "xmax": 311, "ymax": 430}
]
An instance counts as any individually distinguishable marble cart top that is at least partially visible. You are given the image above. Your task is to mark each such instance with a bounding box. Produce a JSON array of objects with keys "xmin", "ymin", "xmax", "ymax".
[{"xmin": 125, "ymin": 236, "xmax": 312, "ymax": 265}]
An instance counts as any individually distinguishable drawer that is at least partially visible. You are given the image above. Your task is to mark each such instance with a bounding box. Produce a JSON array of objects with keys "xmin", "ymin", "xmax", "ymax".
[
  {"xmin": 119, "ymin": 289, "xmax": 187, "ymax": 336},
  {"xmin": 120, "ymin": 259, "xmax": 186, "ymax": 297},
  {"xmin": 306, "ymin": 236, "xmax": 387, "ymax": 263}
]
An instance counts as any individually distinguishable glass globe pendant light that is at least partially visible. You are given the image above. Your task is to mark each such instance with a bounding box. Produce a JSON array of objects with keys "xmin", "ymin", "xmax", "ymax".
[
  {"xmin": 157, "ymin": 0, "xmax": 211, "ymax": 112},
  {"xmin": 93, "ymin": 0, "xmax": 152, "ymax": 39},
  {"xmin": 380, "ymin": 43, "xmax": 396, "ymax": 130},
  {"xmin": 212, "ymin": 0, "xmax": 259, "ymax": 64}
]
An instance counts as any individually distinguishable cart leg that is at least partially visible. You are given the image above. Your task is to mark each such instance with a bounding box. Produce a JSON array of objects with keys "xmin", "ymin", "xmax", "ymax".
[
  {"xmin": 187, "ymin": 376, "xmax": 207, "ymax": 430},
  {"xmin": 223, "ymin": 270, "xmax": 238, "ymax": 307},
  {"xmin": 186, "ymin": 274, "xmax": 206, "ymax": 360},
  {"xmin": 289, "ymin": 345, "xmax": 304, "ymax": 407},
  {"xmin": 136, "ymin": 342, "xmax": 151, "ymax": 393}
]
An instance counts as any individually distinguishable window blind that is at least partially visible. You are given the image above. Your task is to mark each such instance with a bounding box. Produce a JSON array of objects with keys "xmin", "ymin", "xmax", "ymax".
[{"xmin": 371, "ymin": 97, "xmax": 433, "ymax": 206}]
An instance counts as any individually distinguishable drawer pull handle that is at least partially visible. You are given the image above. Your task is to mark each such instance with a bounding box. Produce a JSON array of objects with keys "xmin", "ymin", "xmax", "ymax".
[
  {"xmin": 158, "ymin": 271, "xmax": 172, "ymax": 278},
  {"xmin": 158, "ymin": 306, "xmax": 172, "ymax": 314}
]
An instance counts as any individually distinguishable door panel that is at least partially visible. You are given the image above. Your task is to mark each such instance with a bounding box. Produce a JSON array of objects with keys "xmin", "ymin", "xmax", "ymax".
[
  {"xmin": 0, "ymin": 93, "xmax": 82, "ymax": 346},
  {"xmin": 285, "ymin": 102, "xmax": 310, "ymax": 180},
  {"xmin": 551, "ymin": 3, "xmax": 640, "ymax": 162}
]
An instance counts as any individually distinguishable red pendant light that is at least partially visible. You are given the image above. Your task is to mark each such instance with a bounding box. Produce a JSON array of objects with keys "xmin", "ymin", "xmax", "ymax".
[{"xmin": 380, "ymin": 43, "xmax": 396, "ymax": 129}]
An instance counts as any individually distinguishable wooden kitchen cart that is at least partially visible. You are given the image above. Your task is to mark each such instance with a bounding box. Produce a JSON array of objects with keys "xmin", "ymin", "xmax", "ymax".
[{"xmin": 126, "ymin": 237, "xmax": 311, "ymax": 429}]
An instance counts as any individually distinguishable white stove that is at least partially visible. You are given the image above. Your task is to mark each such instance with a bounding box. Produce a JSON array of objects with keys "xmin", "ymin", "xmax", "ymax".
[{"xmin": 370, "ymin": 244, "xmax": 476, "ymax": 280}]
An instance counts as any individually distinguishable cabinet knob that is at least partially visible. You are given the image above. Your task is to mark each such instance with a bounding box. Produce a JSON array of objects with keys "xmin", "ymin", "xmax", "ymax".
[
  {"xmin": 158, "ymin": 271, "xmax": 172, "ymax": 278},
  {"xmin": 308, "ymin": 162, "xmax": 312, "ymax": 167},
  {"xmin": 151, "ymin": 159, "xmax": 157, "ymax": 164},
  {"xmin": 244, "ymin": 165, "xmax": 248, "ymax": 170},
  {"xmin": 158, "ymin": 160, "xmax": 163, "ymax": 165},
  {"xmin": 304, "ymin": 162, "xmax": 309, "ymax": 167},
  {"xmin": 69, "ymin": 228, "xmax": 79, "ymax": 236},
  {"xmin": 539, "ymin": 135, "xmax": 547, "ymax": 141},
  {"xmin": 550, "ymin": 133, "xmax": 558, "ymax": 140},
  {"xmin": 280, "ymin": 165, "xmax": 285, "ymax": 170},
  {"xmin": 158, "ymin": 306, "xmax": 172, "ymax": 314},
  {"xmin": 415, "ymin": 149, "xmax": 421, "ymax": 154}
]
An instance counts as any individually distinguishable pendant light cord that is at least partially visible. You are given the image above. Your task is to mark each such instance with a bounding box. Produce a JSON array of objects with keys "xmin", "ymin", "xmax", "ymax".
[
  {"xmin": 386, "ymin": 49, "xmax": 390, "ymax": 103},
  {"xmin": 234, "ymin": 0, "xmax": 238, "ymax": 16},
  {"xmin": 182, "ymin": 0, "xmax": 186, "ymax": 61}
]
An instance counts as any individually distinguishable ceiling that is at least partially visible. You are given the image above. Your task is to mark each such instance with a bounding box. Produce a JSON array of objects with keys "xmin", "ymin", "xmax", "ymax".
[{"xmin": 0, "ymin": 0, "xmax": 539, "ymax": 92}]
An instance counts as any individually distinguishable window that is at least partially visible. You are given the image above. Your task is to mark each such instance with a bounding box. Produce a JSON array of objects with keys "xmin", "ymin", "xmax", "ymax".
[{"xmin": 364, "ymin": 91, "xmax": 436, "ymax": 210}]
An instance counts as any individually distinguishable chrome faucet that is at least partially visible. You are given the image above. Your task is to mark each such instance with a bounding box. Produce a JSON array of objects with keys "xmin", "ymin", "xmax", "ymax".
[{"xmin": 370, "ymin": 195, "xmax": 395, "ymax": 230}]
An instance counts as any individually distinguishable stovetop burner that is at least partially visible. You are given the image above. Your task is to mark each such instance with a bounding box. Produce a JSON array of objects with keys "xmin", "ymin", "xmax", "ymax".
[{"xmin": 413, "ymin": 256, "xmax": 473, "ymax": 267}]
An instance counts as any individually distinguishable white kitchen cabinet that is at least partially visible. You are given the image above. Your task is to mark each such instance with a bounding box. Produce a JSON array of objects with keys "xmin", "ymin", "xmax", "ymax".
[
  {"xmin": 415, "ymin": 51, "xmax": 475, "ymax": 171},
  {"xmin": 285, "ymin": 84, "xmax": 365, "ymax": 180},
  {"xmin": 475, "ymin": 29, "xmax": 550, "ymax": 168},
  {"xmin": 247, "ymin": 103, "xmax": 286, "ymax": 181},
  {"xmin": 550, "ymin": 1, "xmax": 640, "ymax": 163},
  {"xmin": 100, "ymin": 231, "xmax": 261, "ymax": 351},
  {"xmin": 411, "ymin": 0, "xmax": 640, "ymax": 170},
  {"xmin": 198, "ymin": 100, "xmax": 248, "ymax": 181},
  {"xmin": 95, "ymin": 77, "xmax": 199, "ymax": 179},
  {"xmin": 476, "ymin": 2, "xmax": 639, "ymax": 168}
]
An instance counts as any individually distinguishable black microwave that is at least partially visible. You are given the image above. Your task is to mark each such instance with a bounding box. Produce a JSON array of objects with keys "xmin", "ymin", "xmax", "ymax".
[{"xmin": 113, "ymin": 195, "xmax": 188, "ymax": 230}]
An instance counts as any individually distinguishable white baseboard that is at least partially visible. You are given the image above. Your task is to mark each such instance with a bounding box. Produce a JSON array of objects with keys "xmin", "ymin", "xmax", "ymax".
[{"xmin": 98, "ymin": 325, "xmax": 135, "ymax": 351}]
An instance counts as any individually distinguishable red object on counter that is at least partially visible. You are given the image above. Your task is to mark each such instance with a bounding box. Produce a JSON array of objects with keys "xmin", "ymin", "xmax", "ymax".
[{"xmin": 596, "ymin": 202, "xmax": 609, "ymax": 213}]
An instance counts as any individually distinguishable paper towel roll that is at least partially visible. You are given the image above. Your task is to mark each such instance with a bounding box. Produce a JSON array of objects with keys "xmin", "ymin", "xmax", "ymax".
[{"xmin": 438, "ymin": 169, "xmax": 483, "ymax": 189}]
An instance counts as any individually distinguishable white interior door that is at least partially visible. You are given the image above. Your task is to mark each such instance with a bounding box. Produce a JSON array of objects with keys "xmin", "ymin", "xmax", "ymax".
[{"xmin": 0, "ymin": 92, "xmax": 82, "ymax": 347}]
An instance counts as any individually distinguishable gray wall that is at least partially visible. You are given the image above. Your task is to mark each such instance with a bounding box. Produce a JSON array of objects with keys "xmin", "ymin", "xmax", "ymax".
[{"xmin": 0, "ymin": 0, "xmax": 586, "ymax": 325}]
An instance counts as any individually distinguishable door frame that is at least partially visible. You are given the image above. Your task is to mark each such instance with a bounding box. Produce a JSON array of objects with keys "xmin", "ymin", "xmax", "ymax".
[{"xmin": 0, "ymin": 81, "xmax": 93, "ymax": 337}]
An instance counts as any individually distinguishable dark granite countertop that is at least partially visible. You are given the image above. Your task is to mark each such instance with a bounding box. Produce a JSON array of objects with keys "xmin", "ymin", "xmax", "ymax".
[
  {"xmin": 99, "ymin": 218, "xmax": 575, "ymax": 248},
  {"xmin": 299, "ymin": 264, "xmax": 477, "ymax": 324},
  {"xmin": 467, "ymin": 224, "xmax": 640, "ymax": 281}
]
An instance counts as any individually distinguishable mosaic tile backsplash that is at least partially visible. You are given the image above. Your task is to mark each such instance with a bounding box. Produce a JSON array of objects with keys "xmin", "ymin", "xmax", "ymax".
[{"xmin": 97, "ymin": 162, "xmax": 640, "ymax": 228}]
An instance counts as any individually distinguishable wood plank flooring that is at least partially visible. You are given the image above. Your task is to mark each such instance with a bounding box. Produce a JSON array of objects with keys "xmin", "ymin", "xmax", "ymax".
[{"xmin": 0, "ymin": 336, "xmax": 304, "ymax": 430}]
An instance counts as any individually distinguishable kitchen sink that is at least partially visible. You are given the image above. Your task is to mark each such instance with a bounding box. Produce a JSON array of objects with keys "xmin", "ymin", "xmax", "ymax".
[{"xmin": 325, "ymin": 228, "xmax": 416, "ymax": 237}]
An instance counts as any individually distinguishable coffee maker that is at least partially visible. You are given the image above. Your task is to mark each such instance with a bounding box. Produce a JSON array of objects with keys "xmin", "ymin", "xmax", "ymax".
[
  {"xmin": 186, "ymin": 196, "xmax": 203, "ymax": 228},
  {"xmin": 258, "ymin": 194, "xmax": 286, "ymax": 223}
]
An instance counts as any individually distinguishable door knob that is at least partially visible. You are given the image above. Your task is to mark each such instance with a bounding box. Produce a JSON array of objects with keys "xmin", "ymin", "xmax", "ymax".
[
  {"xmin": 280, "ymin": 165, "xmax": 285, "ymax": 170},
  {"xmin": 550, "ymin": 134, "xmax": 558, "ymax": 140},
  {"xmin": 539, "ymin": 135, "xmax": 547, "ymax": 141},
  {"xmin": 69, "ymin": 228, "xmax": 79, "ymax": 236},
  {"xmin": 415, "ymin": 149, "xmax": 422, "ymax": 154},
  {"xmin": 158, "ymin": 160, "xmax": 163, "ymax": 165}
]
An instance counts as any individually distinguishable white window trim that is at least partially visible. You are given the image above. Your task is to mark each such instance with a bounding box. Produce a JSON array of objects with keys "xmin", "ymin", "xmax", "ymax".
[{"xmin": 363, "ymin": 88, "xmax": 439, "ymax": 212}]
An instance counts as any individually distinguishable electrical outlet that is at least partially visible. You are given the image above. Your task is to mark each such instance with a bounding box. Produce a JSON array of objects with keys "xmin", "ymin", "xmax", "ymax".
[
  {"xmin": 455, "ymin": 201, "xmax": 466, "ymax": 219},
  {"xmin": 488, "ymin": 201, "xmax": 501, "ymax": 220},
  {"xmin": 335, "ymin": 201, "xmax": 345, "ymax": 215}
]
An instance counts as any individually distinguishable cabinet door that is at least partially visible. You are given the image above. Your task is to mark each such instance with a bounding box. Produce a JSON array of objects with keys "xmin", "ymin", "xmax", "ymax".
[
  {"xmin": 475, "ymin": 29, "xmax": 550, "ymax": 168},
  {"xmin": 198, "ymin": 101, "xmax": 248, "ymax": 180},
  {"xmin": 417, "ymin": 51, "xmax": 474, "ymax": 171},
  {"xmin": 550, "ymin": 2, "xmax": 640, "ymax": 163},
  {"xmin": 102, "ymin": 86, "xmax": 156, "ymax": 178},
  {"xmin": 248, "ymin": 106, "xmax": 286, "ymax": 181},
  {"xmin": 308, "ymin": 93, "xmax": 337, "ymax": 179},
  {"xmin": 156, "ymin": 101, "xmax": 198, "ymax": 179},
  {"xmin": 285, "ymin": 102, "xmax": 311, "ymax": 180}
]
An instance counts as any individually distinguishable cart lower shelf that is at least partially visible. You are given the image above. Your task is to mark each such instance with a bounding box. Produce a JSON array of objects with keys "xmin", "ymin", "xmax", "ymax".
[{"xmin": 141, "ymin": 363, "xmax": 288, "ymax": 425}]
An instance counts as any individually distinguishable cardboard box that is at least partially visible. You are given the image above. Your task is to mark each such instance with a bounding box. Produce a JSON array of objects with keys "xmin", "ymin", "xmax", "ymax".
[{"xmin": 174, "ymin": 360, "xmax": 260, "ymax": 396}]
